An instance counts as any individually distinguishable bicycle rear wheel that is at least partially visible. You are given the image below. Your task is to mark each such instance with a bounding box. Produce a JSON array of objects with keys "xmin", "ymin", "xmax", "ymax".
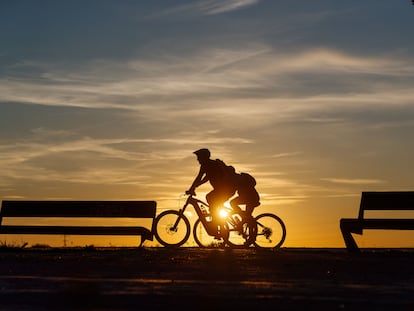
[
  {"xmin": 193, "ymin": 218, "xmax": 227, "ymax": 248},
  {"xmin": 254, "ymin": 213, "xmax": 286, "ymax": 249},
  {"xmin": 153, "ymin": 210, "xmax": 191, "ymax": 247}
]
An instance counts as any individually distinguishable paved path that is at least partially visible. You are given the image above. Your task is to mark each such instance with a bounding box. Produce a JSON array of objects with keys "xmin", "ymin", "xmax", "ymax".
[{"xmin": 0, "ymin": 248, "xmax": 413, "ymax": 310}]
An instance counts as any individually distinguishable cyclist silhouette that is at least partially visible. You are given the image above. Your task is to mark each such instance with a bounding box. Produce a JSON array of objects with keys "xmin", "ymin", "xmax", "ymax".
[
  {"xmin": 186, "ymin": 148, "xmax": 236, "ymax": 235},
  {"xmin": 155, "ymin": 150, "xmax": 282, "ymax": 248}
]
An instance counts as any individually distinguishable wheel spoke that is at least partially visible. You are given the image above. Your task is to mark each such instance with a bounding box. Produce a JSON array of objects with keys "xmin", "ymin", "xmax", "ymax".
[{"xmin": 154, "ymin": 210, "xmax": 190, "ymax": 247}]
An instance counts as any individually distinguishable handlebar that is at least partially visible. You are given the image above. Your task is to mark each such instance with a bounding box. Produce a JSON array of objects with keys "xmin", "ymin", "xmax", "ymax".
[{"xmin": 185, "ymin": 190, "xmax": 196, "ymax": 196}]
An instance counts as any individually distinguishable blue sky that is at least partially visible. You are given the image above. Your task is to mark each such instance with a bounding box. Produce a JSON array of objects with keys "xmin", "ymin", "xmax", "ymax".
[{"xmin": 1, "ymin": 0, "xmax": 414, "ymax": 247}]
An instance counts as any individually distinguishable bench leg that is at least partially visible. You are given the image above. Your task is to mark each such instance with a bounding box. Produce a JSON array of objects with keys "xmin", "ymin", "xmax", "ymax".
[
  {"xmin": 340, "ymin": 222, "xmax": 360, "ymax": 252},
  {"xmin": 139, "ymin": 231, "xmax": 154, "ymax": 247}
]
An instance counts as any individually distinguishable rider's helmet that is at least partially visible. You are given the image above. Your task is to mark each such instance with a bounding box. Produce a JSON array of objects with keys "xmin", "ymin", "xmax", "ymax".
[{"xmin": 193, "ymin": 148, "xmax": 210, "ymax": 160}]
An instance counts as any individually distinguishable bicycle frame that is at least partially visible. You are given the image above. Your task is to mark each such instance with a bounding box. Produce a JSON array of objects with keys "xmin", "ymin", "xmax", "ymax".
[
  {"xmin": 181, "ymin": 195, "xmax": 247, "ymax": 237},
  {"xmin": 178, "ymin": 195, "xmax": 218, "ymax": 236}
]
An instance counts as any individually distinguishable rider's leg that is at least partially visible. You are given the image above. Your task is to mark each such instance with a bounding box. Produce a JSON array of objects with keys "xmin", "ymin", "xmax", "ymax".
[
  {"xmin": 206, "ymin": 190, "xmax": 219, "ymax": 221},
  {"xmin": 206, "ymin": 190, "xmax": 225, "ymax": 237},
  {"xmin": 245, "ymin": 202, "xmax": 259, "ymax": 221},
  {"xmin": 238, "ymin": 187, "xmax": 260, "ymax": 221},
  {"xmin": 207, "ymin": 188, "xmax": 235, "ymax": 238},
  {"xmin": 230, "ymin": 196, "xmax": 243, "ymax": 215}
]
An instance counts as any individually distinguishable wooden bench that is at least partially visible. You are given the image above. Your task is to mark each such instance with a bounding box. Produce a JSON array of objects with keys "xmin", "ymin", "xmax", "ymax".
[
  {"xmin": 0, "ymin": 200, "xmax": 157, "ymax": 247},
  {"xmin": 340, "ymin": 192, "xmax": 414, "ymax": 251}
]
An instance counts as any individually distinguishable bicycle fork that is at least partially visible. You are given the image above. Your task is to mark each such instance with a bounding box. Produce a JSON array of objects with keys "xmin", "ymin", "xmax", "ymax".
[{"xmin": 171, "ymin": 206, "xmax": 187, "ymax": 231}]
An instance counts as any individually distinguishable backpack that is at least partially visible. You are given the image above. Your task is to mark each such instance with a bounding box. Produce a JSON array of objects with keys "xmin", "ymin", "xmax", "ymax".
[
  {"xmin": 215, "ymin": 158, "xmax": 236, "ymax": 181},
  {"xmin": 239, "ymin": 172, "xmax": 256, "ymax": 187}
]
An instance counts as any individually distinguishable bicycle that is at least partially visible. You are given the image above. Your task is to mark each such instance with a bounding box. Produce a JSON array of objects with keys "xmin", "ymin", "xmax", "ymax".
[{"xmin": 153, "ymin": 194, "xmax": 286, "ymax": 249}]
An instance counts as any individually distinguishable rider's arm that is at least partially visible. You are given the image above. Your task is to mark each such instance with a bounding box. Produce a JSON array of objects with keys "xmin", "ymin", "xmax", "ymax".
[{"xmin": 187, "ymin": 166, "xmax": 208, "ymax": 194}]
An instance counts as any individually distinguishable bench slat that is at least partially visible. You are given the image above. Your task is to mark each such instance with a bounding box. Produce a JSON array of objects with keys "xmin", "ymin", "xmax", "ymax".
[
  {"xmin": 1, "ymin": 201, "xmax": 156, "ymax": 218},
  {"xmin": 0, "ymin": 225, "xmax": 152, "ymax": 236},
  {"xmin": 360, "ymin": 192, "xmax": 414, "ymax": 213},
  {"xmin": 341, "ymin": 218, "xmax": 414, "ymax": 232},
  {"xmin": 0, "ymin": 225, "xmax": 154, "ymax": 242}
]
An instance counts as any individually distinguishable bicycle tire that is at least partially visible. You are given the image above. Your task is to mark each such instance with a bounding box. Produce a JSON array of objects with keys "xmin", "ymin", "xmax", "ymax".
[
  {"xmin": 153, "ymin": 210, "xmax": 191, "ymax": 247},
  {"xmin": 254, "ymin": 213, "xmax": 286, "ymax": 249},
  {"xmin": 224, "ymin": 216, "xmax": 257, "ymax": 248}
]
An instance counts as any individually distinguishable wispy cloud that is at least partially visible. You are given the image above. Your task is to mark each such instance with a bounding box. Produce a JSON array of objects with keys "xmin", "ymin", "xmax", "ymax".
[
  {"xmin": 321, "ymin": 178, "xmax": 386, "ymax": 185},
  {"xmin": 1, "ymin": 47, "xmax": 413, "ymax": 115},
  {"xmin": 0, "ymin": 129, "xmax": 252, "ymax": 187},
  {"xmin": 270, "ymin": 152, "xmax": 303, "ymax": 159},
  {"xmin": 153, "ymin": 0, "xmax": 260, "ymax": 17},
  {"xmin": 195, "ymin": 0, "xmax": 260, "ymax": 15}
]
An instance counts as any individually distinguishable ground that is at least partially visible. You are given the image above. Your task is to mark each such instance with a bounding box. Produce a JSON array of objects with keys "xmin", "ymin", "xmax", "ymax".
[{"xmin": 0, "ymin": 247, "xmax": 413, "ymax": 310}]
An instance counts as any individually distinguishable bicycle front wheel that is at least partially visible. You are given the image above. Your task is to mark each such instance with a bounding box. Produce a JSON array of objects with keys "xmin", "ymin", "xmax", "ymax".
[
  {"xmin": 193, "ymin": 219, "xmax": 227, "ymax": 248},
  {"xmin": 154, "ymin": 210, "xmax": 191, "ymax": 247},
  {"xmin": 254, "ymin": 213, "xmax": 286, "ymax": 249}
]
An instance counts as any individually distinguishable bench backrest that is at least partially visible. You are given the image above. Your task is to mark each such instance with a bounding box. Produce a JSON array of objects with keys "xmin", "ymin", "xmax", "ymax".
[
  {"xmin": 359, "ymin": 192, "xmax": 414, "ymax": 219},
  {"xmin": 0, "ymin": 201, "xmax": 156, "ymax": 224}
]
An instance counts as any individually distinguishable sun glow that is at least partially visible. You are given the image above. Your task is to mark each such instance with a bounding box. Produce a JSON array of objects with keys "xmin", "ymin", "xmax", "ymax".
[{"xmin": 219, "ymin": 209, "xmax": 230, "ymax": 218}]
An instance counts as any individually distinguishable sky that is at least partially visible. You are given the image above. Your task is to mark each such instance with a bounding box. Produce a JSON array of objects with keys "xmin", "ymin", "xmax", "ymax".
[{"xmin": 1, "ymin": 0, "xmax": 414, "ymax": 248}]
